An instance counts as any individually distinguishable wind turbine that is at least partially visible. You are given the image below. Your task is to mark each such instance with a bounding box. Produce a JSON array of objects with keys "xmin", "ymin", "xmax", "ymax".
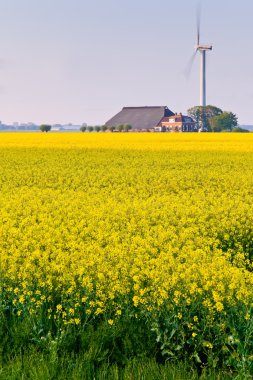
[
  {"xmin": 185, "ymin": 7, "xmax": 213, "ymax": 131},
  {"xmin": 195, "ymin": 13, "xmax": 212, "ymax": 108}
]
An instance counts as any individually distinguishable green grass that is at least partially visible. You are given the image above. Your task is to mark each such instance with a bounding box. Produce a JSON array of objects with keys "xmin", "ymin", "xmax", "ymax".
[
  {"xmin": 0, "ymin": 352, "xmax": 240, "ymax": 380},
  {"xmin": 0, "ymin": 316, "xmax": 250, "ymax": 380}
]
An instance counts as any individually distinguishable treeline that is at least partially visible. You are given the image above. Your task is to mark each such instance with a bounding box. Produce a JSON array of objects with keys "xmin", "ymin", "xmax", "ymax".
[
  {"xmin": 80, "ymin": 124, "xmax": 132, "ymax": 132},
  {"xmin": 187, "ymin": 105, "xmax": 249, "ymax": 132}
]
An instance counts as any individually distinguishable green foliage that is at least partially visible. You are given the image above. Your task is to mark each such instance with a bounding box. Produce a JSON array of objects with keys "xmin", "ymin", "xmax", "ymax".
[
  {"xmin": 109, "ymin": 126, "xmax": 115, "ymax": 132},
  {"xmin": 187, "ymin": 106, "xmax": 223, "ymax": 130},
  {"xmin": 101, "ymin": 125, "xmax": 108, "ymax": 132},
  {"xmin": 0, "ymin": 315, "xmax": 245, "ymax": 379},
  {"xmin": 112, "ymin": 124, "xmax": 132, "ymax": 132},
  {"xmin": 87, "ymin": 126, "xmax": 94, "ymax": 132},
  {"xmin": 117, "ymin": 124, "xmax": 124, "ymax": 132},
  {"xmin": 209, "ymin": 112, "xmax": 238, "ymax": 132},
  {"xmin": 94, "ymin": 126, "xmax": 101, "ymax": 132},
  {"xmin": 0, "ymin": 351, "xmax": 214, "ymax": 380},
  {"xmin": 123, "ymin": 124, "xmax": 132, "ymax": 132},
  {"xmin": 80, "ymin": 126, "xmax": 87, "ymax": 132},
  {"xmin": 187, "ymin": 106, "xmax": 239, "ymax": 132},
  {"xmin": 39, "ymin": 124, "xmax": 52, "ymax": 132},
  {"xmin": 232, "ymin": 127, "xmax": 250, "ymax": 133},
  {"xmin": 152, "ymin": 301, "xmax": 253, "ymax": 375}
]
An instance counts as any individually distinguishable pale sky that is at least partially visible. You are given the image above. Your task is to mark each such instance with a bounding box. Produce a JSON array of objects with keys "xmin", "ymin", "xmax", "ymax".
[{"xmin": 0, "ymin": 0, "xmax": 252, "ymax": 125}]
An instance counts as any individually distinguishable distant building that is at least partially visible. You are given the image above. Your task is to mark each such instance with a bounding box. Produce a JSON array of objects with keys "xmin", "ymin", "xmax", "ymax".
[
  {"xmin": 51, "ymin": 124, "xmax": 83, "ymax": 131},
  {"xmin": 155, "ymin": 113, "xmax": 196, "ymax": 132},
  {"xmin": 18, "ymin": 122, "xmax": 39, "ymax": 131},
  {"xmin": 105, "ymin": 106, "xmax": 174, "ymax": 131},
  {"xmin": 105, "ymin": 107, "xmax": 196, "ymax": 132}
]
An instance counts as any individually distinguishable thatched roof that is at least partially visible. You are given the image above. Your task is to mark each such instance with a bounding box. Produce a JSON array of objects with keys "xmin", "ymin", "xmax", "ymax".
[{"xmin": 105, "ymin": 106, "xmax": 174, "ymax": 130}]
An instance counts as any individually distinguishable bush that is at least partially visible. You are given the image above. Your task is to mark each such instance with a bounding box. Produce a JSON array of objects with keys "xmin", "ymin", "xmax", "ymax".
[
  {"xmin": 232, "ymin": 127, "xmax": 249, "ymax": 133},
  {"xmin": 40, "ymin": 125, "xmax": 51, "ymax": 132}
]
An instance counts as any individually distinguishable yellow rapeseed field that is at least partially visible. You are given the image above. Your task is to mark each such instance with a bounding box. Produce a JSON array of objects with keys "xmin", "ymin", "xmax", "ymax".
[{"xmin": 1, "ymin": 132, "xmax": 253, "ymax": 364}]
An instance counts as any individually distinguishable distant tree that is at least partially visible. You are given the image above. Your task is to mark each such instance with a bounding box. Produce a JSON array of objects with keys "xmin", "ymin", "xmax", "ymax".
[
  {"xmin": 187, "ymin": 105, "xmax": 222, "ymax": 130},
  {"xmin": 109, "ymin": 126, "xmax": 115, "ymax": 132},
  {"xmin": 232, "ymin": 126, "xmax": 249, "ymax": 133},
  {"xmin": 80, "ymin": 126, "xmax": 87, "ymax": 132},
  {"xmin": 117, "ymin": 124, "xmax": 124, "ymax": 132},
  {"xmin": 123, "ymin": 124, "xmax": 132, "ymax": 132},
  {"xmin": 208, "ymin": 118, "xmax": 222, "ymax": 132},
  {"xmin": 209, "ymin": 112, "xmax": 238, "ymax": 132},
  {"xmin": 94, "ymin": 126, "xmax": 101, "ymax": 132},
  {"xmin": 40, "ymin": 124, "xmax": 51, "ymax": 132},
  {"xmin": 87, "ymin": 126, "xmax": 94, "ymax": 132},
  {"xmin": 101, "ymin": 125, "xmax": 108, "ymax": 132},
  {"xmin": 204, "ymin": 106, "xmax": 223, "ymax": 119}
]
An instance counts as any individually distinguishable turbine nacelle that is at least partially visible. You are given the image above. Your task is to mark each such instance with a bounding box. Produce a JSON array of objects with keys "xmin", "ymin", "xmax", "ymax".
[{"xmin": 195, "ymin": 44, "xmax": 212, "ymax": 51}]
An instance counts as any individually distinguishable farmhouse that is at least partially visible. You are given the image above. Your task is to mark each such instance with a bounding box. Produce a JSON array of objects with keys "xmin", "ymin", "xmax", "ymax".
[
  {"xmin": 155, "ymin": 113, "xmax": 196, "ymax": 132},
  {"xmin": 105, "ymin": 106, "xmax": 196, "ymax": 132},
  {"xmin": 105, "ymin": 106, "xmax": 174, "ymax": 131}
]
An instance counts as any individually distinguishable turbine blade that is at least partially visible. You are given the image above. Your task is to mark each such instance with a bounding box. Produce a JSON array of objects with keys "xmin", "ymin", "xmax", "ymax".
[
  {"xmin": 184, "ymin": 51, "xmax": 197, "ymax": 79},
  {"xmin": 196, "ymin": 1, "xmax": 202, "ymax": 45}
]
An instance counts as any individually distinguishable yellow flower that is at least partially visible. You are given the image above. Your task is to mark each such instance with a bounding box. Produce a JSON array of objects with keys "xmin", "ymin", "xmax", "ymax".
[
  {"xmin": 215, "ymin": 302, "xmax": 224, "ymax": 312},
  {"xmin": 18, "ymin": 295, "xmax": 25, "ymax": 304},
  {"xmin": 132, "ymin": 296, "xmax": 140, "ymax": 307},
  {"xmin": 203, "ymin": 341, "xmax": 213, "ymax": 349},
  {"xmin": 2, "ymin": 132, "xmax": 253, "ymax": 349}
]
